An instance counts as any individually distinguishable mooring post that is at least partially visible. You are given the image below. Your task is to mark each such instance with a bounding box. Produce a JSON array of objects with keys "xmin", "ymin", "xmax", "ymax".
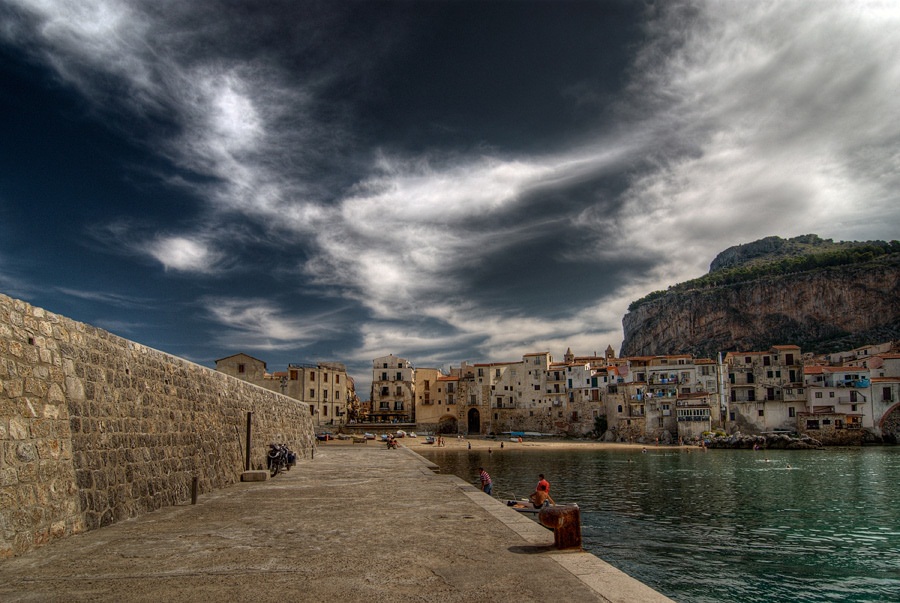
[
  {"xmin": 245, "ymin": 411, "xmax": 252, "ymax": 471},
  {"xmin": 538, "ymin": 504, "xmax": 583, "ymax": 550},
  {"xmin": 191, "ymin": 476, "xmax": 199, "ymax": 505}
]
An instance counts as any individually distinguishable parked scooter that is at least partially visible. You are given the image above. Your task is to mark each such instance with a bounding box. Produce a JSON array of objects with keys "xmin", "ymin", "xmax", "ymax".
[{"xmin": 267, "ymin": 443, "xmax": 296, "ymax": 477}]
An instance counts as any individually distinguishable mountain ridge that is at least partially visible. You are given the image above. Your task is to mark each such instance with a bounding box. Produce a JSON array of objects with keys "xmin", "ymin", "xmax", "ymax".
[{"xmin": 620, "ymin": 236, "xmax": 900, "ymax": 357}]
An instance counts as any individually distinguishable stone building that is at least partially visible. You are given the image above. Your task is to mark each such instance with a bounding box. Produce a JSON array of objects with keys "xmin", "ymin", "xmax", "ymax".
[
  {"xmin": 370, "ymin": 354, "xmax": 415, "ymax": 423},
  {"xmin": 724, "ymin": 345, "xmax": 805, "ymax": 433},
  {"xmin": 413, "ymin": 366, "xmax": 442, "ymax": 429},
  {"xmin": 802, "ymin": 365, "xmax": 871, "ymax": 437},
  {"xmin": 601, "ymin": 354, "xmax": 723, "ymax": 443},
  {"xmin": 215, "ymin": 354, "xmax": 354, "ymax": 427}
]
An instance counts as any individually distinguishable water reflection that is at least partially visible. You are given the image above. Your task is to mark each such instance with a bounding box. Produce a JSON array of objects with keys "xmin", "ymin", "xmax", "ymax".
[{"xmin": 421, "ymin": 446, "xmax": 900, "ymax": 603}]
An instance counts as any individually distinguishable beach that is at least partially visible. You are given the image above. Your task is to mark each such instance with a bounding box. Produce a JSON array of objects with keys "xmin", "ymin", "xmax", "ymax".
[{"xmin": 323, "ymin": 434, "xmax": 685, "ymax": 452}]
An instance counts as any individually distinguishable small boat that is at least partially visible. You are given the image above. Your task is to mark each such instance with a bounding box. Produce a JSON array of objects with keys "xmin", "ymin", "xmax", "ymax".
[{"xmin": 423, "ymin": 436, "xmax": 435, "ymax": 444}]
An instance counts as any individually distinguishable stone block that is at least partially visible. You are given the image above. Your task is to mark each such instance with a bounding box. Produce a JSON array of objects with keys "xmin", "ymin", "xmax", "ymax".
[{"xmin": 240, "ymin": 470, "xmax": 268, "ymax": 482}]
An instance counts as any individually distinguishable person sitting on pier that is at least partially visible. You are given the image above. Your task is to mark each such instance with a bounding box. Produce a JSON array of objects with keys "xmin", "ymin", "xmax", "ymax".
[{"xmin": 529, "ymin": 473, "xmax": 555, "ymax": 507}]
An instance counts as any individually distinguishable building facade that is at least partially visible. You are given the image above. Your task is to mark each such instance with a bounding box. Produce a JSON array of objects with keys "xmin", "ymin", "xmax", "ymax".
[
  {"xmin": 370, "ymin": 354, "xmax": 416, "ymax": 423},
  {"xmin": 215, "ymin": 353, "xmax": 354, "ymax": 427}
]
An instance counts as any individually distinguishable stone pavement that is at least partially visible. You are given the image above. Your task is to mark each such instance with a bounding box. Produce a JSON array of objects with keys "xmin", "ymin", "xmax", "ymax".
[{"xmin": 0, "ymin": 443, "xmax": 673, "ymax": 603}]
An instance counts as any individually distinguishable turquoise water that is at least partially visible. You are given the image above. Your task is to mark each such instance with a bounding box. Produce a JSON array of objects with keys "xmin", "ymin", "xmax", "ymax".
[{"xmin": 421, "ymin": 446, "xmax": 900, "ymax": 603}]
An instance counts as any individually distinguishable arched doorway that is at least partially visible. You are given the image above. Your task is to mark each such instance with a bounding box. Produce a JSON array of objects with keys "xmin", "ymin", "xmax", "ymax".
[
  {"xmin": 438, "ymin": 415, "xmax": 458, "ymax": 434},
  {"xmin": 467, "ymin": 408, "xmax": 481, "ymax": 435}
]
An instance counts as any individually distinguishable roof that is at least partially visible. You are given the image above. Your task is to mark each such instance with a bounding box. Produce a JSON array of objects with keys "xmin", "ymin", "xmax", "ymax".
[
  {"xmin": 214, "ymin": 352, "xmax": 267, "ymax": 367},
  {"xmin": 805, "ymin": 365, "xmax": 869, "ymax": 374}
]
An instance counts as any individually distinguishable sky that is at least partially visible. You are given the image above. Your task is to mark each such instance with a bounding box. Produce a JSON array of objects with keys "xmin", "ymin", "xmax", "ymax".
[{"xmin": 1, "ymin": 0, "xmax": 899, "ymax": 399}]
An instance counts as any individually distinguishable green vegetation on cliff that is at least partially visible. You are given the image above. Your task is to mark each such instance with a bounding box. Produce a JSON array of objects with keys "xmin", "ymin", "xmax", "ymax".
[{"xmin": 629, "ymin": 236, "xmax": 900, "ymax": 312}]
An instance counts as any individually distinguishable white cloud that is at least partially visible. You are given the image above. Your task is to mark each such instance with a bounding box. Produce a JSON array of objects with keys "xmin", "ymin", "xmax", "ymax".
[
  {"xmin": 202, "ymin": 297, "xmax": 342, "ymax": 351},
  {"xmin": 5, "ymin": 0, "xmax": 899, "ymax": 375},
  {"xmin": 140, "ymin": 235, "xmax": 220, "ymax": 273},
  {"xmin": 605, "ymin": 0, "xmax": 900, "ymax": 285}
]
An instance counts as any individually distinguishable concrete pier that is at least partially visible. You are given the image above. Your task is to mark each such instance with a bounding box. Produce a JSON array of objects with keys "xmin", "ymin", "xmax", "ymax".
[{"xmin": 0, "ymin": 445, "xmax": 673, "ymax": 602}]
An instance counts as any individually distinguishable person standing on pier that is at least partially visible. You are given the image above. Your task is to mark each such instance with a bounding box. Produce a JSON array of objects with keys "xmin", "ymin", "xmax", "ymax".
[{"xmin": 479, "ymin": 467, "xmax": 493, "ymax": 495}]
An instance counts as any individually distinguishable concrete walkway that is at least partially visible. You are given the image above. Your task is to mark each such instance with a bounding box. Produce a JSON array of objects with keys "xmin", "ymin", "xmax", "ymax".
[{"xmin": 0, "ymin": 444, "xmax": 673, "ymax": 602}]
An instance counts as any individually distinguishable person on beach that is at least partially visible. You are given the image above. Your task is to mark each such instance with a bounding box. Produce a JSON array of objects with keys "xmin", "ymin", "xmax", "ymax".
[
  {"xmin": 529, "ymin": 473, "xmax": 555, "ymax": 506},
  {"xmin": 479, "ymin": 467, "xmax": 493, "ymax": 495}
]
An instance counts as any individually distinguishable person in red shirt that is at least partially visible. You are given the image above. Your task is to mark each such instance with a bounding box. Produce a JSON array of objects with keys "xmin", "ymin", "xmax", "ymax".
[{"xmin": 529, "ymin": 473, "xmax": 555, "ymax": 506}]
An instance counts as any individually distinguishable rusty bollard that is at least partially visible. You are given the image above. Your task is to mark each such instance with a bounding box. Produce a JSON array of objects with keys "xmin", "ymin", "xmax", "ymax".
[{"xmin": 538, "ymin": 504, "xmax": 582, "ymax": 550}]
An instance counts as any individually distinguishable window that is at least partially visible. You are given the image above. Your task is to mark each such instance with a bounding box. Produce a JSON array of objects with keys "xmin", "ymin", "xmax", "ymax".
[
  {"xmin": 323, "ymin": 390, "xmax": 328, "ymax": 400},
  {"xmin": 758, "ymin": 409, "xmax": 764, "ymax": 417},
  {"xmin": 323, "ymin": 406, "xmax": 328, "ymax": 417},
  {"xmin": 310, "ymin": 372, "xmax": 315, "ymax": 381},
  {"xmin": 789, "ymin": 407, "xmax": 795, "ymax": 417},
  {"xmin": 310, "ymin": 389, "xmax": 315, "ymax": 398},
  {"xmin": 829, "ymin": 392, "xmax": 835, "ymax": 398},
  {"xmin": 815, "ymin": 391, "xmax": 823, "ymax": 398},
  {"xmin": 396, "ymin": 372, "xmax": 402, "ymax": 380},
  {"xmin": 290, "ymin": 370, "xmax": 298, "ymax": 380},
  {"xmin": 763, "ymin": 356, "xmax": 771, "ymax": 366},
  {"xmin": 238, "ymin": 363, "xmax": 245, "ymax": 374},
  {"xmin": 335, "ymin": 375, "xmax": 340, "ymax": 383}
]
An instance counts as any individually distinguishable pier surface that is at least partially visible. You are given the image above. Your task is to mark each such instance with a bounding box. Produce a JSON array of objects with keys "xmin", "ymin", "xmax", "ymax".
[{"xmin": 0, "ymin": 444, "xmax": 673, "ymax": 602}]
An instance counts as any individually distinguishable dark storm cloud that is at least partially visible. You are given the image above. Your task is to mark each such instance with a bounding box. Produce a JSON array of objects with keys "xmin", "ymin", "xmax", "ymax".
[{"xmin": 1, "ymin": 0, "xmax": 899, "ymax": 394}]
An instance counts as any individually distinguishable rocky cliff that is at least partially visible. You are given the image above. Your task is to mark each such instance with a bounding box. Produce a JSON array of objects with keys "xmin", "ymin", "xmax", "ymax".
[{"xmin": 621, "ymin": 243, "xmax": 900, "ymax": 358}]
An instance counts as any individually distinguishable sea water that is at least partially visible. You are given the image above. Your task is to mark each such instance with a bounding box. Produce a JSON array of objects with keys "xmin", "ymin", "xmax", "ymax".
[{"xmin": 420, "ymin": 445, "xmax": 900, "ymax": 603}]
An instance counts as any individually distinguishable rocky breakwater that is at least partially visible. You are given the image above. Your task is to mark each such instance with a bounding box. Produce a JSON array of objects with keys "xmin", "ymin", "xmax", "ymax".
[{"xmin": 705, "ymin": 432, "xmax": 823, "ymax": 450}]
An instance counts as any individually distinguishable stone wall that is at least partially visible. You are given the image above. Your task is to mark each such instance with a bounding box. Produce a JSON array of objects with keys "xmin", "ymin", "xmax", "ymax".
[{"xmin": 0, "ymin": 293, "xmax": 316, "ymax": 559}]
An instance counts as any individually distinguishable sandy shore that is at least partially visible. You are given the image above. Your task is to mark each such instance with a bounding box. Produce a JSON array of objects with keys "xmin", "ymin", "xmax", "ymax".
[{"xmin": 322, "ymin": 434, "xmax": 685, "ymax": 452}]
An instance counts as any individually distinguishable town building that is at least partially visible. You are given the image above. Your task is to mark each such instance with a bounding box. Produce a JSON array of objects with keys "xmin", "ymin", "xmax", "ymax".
[
  {"xmin": 370, "ymin": 354, "xmax": 416, "ymax": 423},
  {"xmin": 724, "ymin": 345, "xmax": 805, "ymax": 433},
  {"xmin": 215, "ymin": 353, "xmax": 355, "ymax": 426}
]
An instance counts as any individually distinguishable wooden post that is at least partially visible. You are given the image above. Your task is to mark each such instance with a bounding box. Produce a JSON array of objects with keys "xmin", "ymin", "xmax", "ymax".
[{"xmin": 245, "ymin": 411, "xmax": 252, "ymax": 471}]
